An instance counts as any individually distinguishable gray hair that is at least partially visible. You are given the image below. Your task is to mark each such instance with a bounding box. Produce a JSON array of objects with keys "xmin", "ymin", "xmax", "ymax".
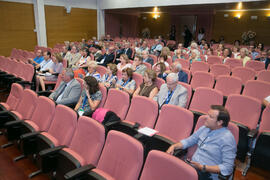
[
  {"xmin": 65, "ymin": 68, "xmax": 74, "ymax": 79},
  {"xmin": 142, "ymin": 50, "xmax": 149, "ymax": 55},
  {"xmin": 167, "ymin": 73, "xmax": 178, "ymax": 83},
  {"xmin": 174, "ymin": 62, "xmax": 182, "ymax": 72},
  {"xmin": 88, "ymin": 61, "xmax": 98, "ymax": 69}
]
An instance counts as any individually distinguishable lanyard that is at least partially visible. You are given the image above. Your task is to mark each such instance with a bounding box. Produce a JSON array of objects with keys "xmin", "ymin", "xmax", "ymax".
[
  {"xmin": 82, "ymin": 95, "xmax": 88, "ymax": 110},
  {"xmin": 121, "ymin": 78, "xmax": 130, "ymax": 89},
  {"xmin": 164, "ymin": 90, "xmax": 174, "ymax": 104}
]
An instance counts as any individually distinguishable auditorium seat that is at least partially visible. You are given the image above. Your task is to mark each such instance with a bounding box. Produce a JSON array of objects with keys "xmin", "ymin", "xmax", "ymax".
[
  {"xmin": 214, "ymin": 75, "xmax": 242, "ymax": 97},
  {"xmin": 140, "ymin": 150, "xmax": 198, "ymax": 180},
  {"xmin": 256, "ymin": 70, "xmax": 270, "ymax": 83},
  {"xmin": 242, "ymin": 80, "xmax": 270, "ymax": 102},
  {"xmin": 231, "ymin": 67, "xmax": 256, "ymax": 84},
  {"xmin": 103, "ymin": 89, "xmax": 130, "ymax": 120},
  {"xmin": 225, "ymin": 94, "xmax": 261, "ymax": 162},
  {"xmin": 225, "ymin": 58, "xmax": 243, "ymax": 69},
  {"xmin": 155, "ymin": 77, "xmax": 165, "ymax": 89},
  {"xmin": 64, "ymin": 131, "xmax": 144, "ymax": 180},
  {"xmin": 182, "ymin": 68, "xmax": 191, "ymax": 83},
  {"xmin": 178, "ymin": 82, "xmax": 192, "ymax": 108},
  {"xmin": 96, "ymin": 65, "xmax": 107, "ymax": 77},
  {"xmin": 0, "ymin": 83, "xmax": 23, "ymax": 112},
  {"xmin": 190, "ymin": 71, "xmax": 214, "ymax": 90},
  {"xmin": 190, "ymin": 61, "xmax": 209, "ymax": 75},
  {"xmin": 245, "ymin": 60, "xmax": 265, "ymax": 75},
  {"xmin": 207, "ymin": 56, "xmax": 223, "ymax": 65},
  {"xmin": 175, "ymin": 58, "xmax": 190, "ymax": 70},
  {"xmin": 250, "ymin": 105, "xmax": 270, "ymax": 172},
  {"xmin": 42, "ymin": 116, "xmax": 105, "ymax": 180},
  {"xmin": 143, "ymin": 62, "xmax": 152, "ymax": 70},
  {"xmin": 210, "ymin": 64, "xmax": 231, "ymax": 79},
  {"xmin": 132, "ymin": 72, "xmax": 143, "ymax": 88}
]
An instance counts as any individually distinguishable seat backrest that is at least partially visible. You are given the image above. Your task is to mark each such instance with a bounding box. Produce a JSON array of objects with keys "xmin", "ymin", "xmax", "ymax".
[
  {"xmin": 155, "ymin": 77, "xmax": 165, "ymax": 90},
  {"xmin": 257, "ymin": 70, "xmax": 270, "ymax": 83},
  {"xmin": 231, "ymin": 67, "xmax": 256, "ymax": 84},
  {"xmin": 14, "ymin": 89, "xmax": 38, "ymax": 120},
  {"xmin": 97, "ymin": 130, "xmax": 144, "ymax": 180},
  {"xmin": 140, "ymin": 150, "xmax": 198, "ymax": 180},
  {"xmin": 103, "ymin": 89, "xmax": 130, "ymax": 120},
  {"xmin": 22, "ymin": 63, "xmax": 34, "ymax": 82},
  {"xmin": 225, "ymin": 58, "xmax": 243, "ymax": 69},
  {"xmin": 143, "ymin": 62, "xmax": 152, "ymax": 70},
  {"xmin": 190, "ymin": 61, "xmax": 209, "ymax": 75},
  {"xmin": 125, "ymin": 96, "xmax": 158, "ymax": 128},
  {"xmin": 214, "ymin": 75, "xmax": 242, "ymax": 97},
  {"xmin": 242, "ymin": 80, "xmax": 270, "ymax": 102},
  {"xmin": 149, "ymin": 54, "xmax": 157, "ymax": 64},
  {"xmin": 182, "ymin": 68, "xmax": 191, "ymax": 83},
  {"xmin": 259, "ymin": 105, "xmax": 270, "ymax": 133},
  {"xmin": 225, "ymin": 94, "xmax": 261, "ymax": 129},
  {"xmin": 98, "ymin": 84, "xmax": 107, "ymax": 108},
  {"xmin": 190, "ymin": 71, "xmax": 214, "ymax": 90},
  {"xmin": 75, "ymin": 78, "xmax": 84, "ymax": 93},
  {"xmin": 178, "ymin": 82, "xmax": 192, "ymax": 108},
  {"xmin": 48, "ymin": 105, "xmax": 77, "ymax": 146},
  {"xmin": 132, "ymin": 72, "xmax": 143, "ymax": 88},
  {"xmin": 155, "ymin": 105, "xmax": 193, "ymax": 141},
  {"xmin": 5, "ymin": 83, "xmax": 24, "ymax": 111},
  {"xmin": 175, "ymin": 58, "xmax": 190, "ymax": 70},
  {"xmin": 245, "ymin": 60, "xmax": 265, "ymax": 74},
  {"xmin": 210, "ymin": 64, "xmax": 231, "ymax": 79},
  {"xmin": 30, "ymin": 96, "xmax": 55, "ymax": 131},
  {"xmin": 207, "ymin": 56, "xmax": 223, "ymax": 65},
  {"xmin": 189, "ymin": 87, "xmax": 223, "ymax": 114},
  {"xmin": 69, "ymin": 116, "xmax": 105, "ymax": 166},
  {"xmin": 96, "ymin": 65, "xmax": 107, "ymax": 77},
  {"xmin": 53, "ymin": 74, "xmax": 63, "ymax": 91}
]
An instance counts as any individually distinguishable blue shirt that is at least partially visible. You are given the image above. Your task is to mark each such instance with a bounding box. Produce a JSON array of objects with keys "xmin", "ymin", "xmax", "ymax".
[
  {"xmin": 33, "ymin": 56, "xmax": 44, "ymax": 64},
  {"xmin": 181, "ymin": 126, "xmax": 237, "ymax": 179}
]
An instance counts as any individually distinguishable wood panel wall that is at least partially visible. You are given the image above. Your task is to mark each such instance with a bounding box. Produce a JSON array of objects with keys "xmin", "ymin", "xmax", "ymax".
[
  {"xmin": 212, "ymin": 11, "xmax": 270, "ymax": 45},
  {"xmin": 0, "ymin": 1, "xmax": 36, "ymax": 56},
  {"xmin": 45, "ymin": 5, "xmax": 97, "ymax": 47}
]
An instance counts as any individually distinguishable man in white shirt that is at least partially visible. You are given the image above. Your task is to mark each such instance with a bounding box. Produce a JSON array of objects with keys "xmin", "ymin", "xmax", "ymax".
[{"xmin": 38, "ymin": 51, "xmax": 54, "ymax": 72}]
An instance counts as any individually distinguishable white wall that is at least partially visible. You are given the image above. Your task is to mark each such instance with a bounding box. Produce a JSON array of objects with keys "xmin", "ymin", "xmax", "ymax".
[
  {"xmin": 99, "ymin": 0, "xmax": 263, "ymax": 9},
  {"xmin": 0, "ymin": 0, "xmax": 97, "ymax": 9}
]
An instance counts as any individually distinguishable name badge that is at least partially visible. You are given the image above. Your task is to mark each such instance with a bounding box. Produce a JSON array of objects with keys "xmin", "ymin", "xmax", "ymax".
[{"xmin": 78, "ymin": 108, "xmax": 84, "ymax": 116}]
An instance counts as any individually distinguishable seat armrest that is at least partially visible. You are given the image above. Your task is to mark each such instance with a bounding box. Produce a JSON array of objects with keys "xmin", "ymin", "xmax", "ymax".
[
  {"xmin": 39, "ymin": 145, "xmax": 66, "ymax": 157},
  {"xmin": 5, "ymin": 120, "xmax": 23, "ymax": 127},
  {"xmin": 51, "ymin": 73, "xmax": 59, "ymax": 76},
  {"xmin": 218, "ymin": 174, "xmax": 229, "ymax": 180},
  {"xmin": 37, "ymin": 91, "xmax": 52, "ymax": 97},
  {"xmin": 248, "ymin": 129, "xmax": 258, "ymax": 139},
  {"xmin": 20, "ymin": 131, "xmax": 41, "ymax": 140},
  {"xmin": 190, "ymin": 110, "xmax": 205, "ymax": 116},
  {"xmin": 64, "ymin": 164, "xmax": 96, "ymax": 180},
  {"xmin": 173, "ymin": 149, "xmax": 187, "ymax": 157}
]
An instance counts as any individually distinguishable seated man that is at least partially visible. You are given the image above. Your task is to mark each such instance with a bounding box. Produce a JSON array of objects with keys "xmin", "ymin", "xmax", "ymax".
[
  {"xmin": 150, "ymin": 39, "xmax": 163, "ymax": 56},
  {"xmin": 153, "ymin": 73, "xmax": 187, "ymax": 108},
  {"xmin": 256, "ymin": 50, "xmax": 270, "ymax": 69},
  {"xmin": 37, "ymin": 51, "xmax": 54, "ymax": 72},
  {"xmin": 142, "ymin": 50, "xmax": 153, "ymax": 65},
  {"xmin": 167, "ymin": 105, "xmax": 237, "ymax": 180},
  {"xmin": 49, "ymin": 68, "xmax": 81, "ymax": 106},
  {"xmin": 167, "ymin": 62, "xmax": 188, "ymax": 83},
  {"xmin": 28, "ymin": 49, "xmax": 44, "ymax": 67},
  {"xmin": 96, "ymin": 46, "xmax": 115, "ymax": 67}
]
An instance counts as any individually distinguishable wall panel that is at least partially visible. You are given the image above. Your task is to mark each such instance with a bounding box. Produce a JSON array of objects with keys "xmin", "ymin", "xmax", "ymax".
[
  {"xmin": 45, "ymin": 5, "xmax": 97, "ymax": 47},
  {"xmin": 0, "ymin": 1, "xmax": 36, "ymax": 56}
]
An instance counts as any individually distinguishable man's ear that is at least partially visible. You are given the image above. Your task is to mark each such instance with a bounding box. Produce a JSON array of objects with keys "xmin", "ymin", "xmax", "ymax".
[{"xmin": 217, "ymin": 120, "xmax": 223, "ymax": 127}]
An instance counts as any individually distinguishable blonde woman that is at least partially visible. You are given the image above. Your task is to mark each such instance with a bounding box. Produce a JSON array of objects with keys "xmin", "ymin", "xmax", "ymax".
[{"xmin": 237, "ymin": 48, "xmax": 251, "ymax": 66}]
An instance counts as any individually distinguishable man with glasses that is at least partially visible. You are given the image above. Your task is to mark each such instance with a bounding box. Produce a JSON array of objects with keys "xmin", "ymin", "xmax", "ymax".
[{"xmin": 167, "ymin": 105, "xmax": 237, "ymax": 180}]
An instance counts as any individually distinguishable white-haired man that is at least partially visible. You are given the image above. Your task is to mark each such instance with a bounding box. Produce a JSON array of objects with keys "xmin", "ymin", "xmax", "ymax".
[{"xmin": 153, "ymin": 73, "xmax": 187, "ymax": 108}]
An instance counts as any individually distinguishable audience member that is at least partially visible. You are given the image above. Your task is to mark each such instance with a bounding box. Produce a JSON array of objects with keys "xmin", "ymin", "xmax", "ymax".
[
  {"xmin": 188, "ymin": 49, "xmax": 201, "ymax": 64},
  {"xmin": 85, "ymin": 61, "xmax": 101, "ymax": 81},
  {"xmin": 28, "ymin": 49, "xmax": 44, "ymax": 67},
  {"xmin": 74, "ymin": 76, "xmax": 102, "ymax": 116},
  {"xmin": 167, "ymin": 105, "xmax": 237, "ymax": 180},
  {"xmin": 131, "ymin": 55, "xmax": 147, "ymax": 75},
  {"xmin": 49, "ymin": 68, "xmax": 81, "ymax": 106},
  {"xmin": 154, "ymin": 73, "xmax": 187, "ymax": 108},
  {"xmin": 153, "ymin": 55, "xmax": 169, "ymax": 68},
  {"xmin": 96, "ymin": 46, "xmax": 115, "ymax": 67},
  {"xmin": 173, "ymin": 49, "xmax": 185, "ymax": 62},
  {"xmin": 232, "ymin": 46, "xmax": 240, "ymax": 58},
  {"xmin": 197, "ymin": 28, "xmax": 205, "ymax": 44},
  {"xmin": 160, "ymin": 47, "xmax": 172, "ymax": 59},
  {"xmin": 100, "ymin": 63, "xmax": 118, "ymax": 88},
  {"xmin": 74, "ymin": 48, "xmax": 91, "ymax": 68},
  {"xmin": 237, "ymin": 48, "xmax": 251, "ymax": 66},
  {"xmin": 167, "ymin": 62, "xmax": 188, "ymax": 83},
  {"xmin": 150, "ymin": 39, "xmax": 163, "ymax": 56},
  {"xmin": 142, "ymin": 50, "xmax": 154, "ymax": 65},
  {"xmin": 222, "ymin": 48, "xmax": 232, "ymax": 63},
  {"xmin": 121, "ymin": 42, "xmax": 133, "ymax": 59},
  {"xmin": 155, "ymin": 62, "xmax": 167, "ymax": 80},
  {"xmin": 134, "ymin": 69, "xmax": 158, "ymax": 99},
  {"xmin": 117, "ymin": 54, "xmax": 132, "ymax": 71},
  {"xmin": 64, "ymin": 45, "xmax": 81, "ymax": 68},
  {"xmin": 115, "ymin": 68, "xmax": 136, "ymax": 95},
  {"xmin": 38, "ymin": 51, "xmax": 54, "ymax": 72}
]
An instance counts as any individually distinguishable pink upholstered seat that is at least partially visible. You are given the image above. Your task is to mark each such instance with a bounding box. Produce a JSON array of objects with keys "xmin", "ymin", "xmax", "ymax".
[
  {"xmin": 245, "ymin": 60, "xmax": 265, "ymax": 75},
  {"xmin": 190, "ymin": 61, "xmax": 209, "ymax": 75},
  {"xmin": 242, "ymin": 80, "xmax": 270, "ymax": 102},
  {"xmin": 214, "ymin": 75, "xmax": 242, "ymax": 96},
  {"xmin": 257, "ymin": 70, "xmax": 270, "ymax": 83},
  {"xmin": 140, "ymin": 150, "xmax": 198, "ymax": 180},
  {"xmin": 155, "ymin": 77, "xmax": 165, "ymax": 89},
  {"xmin": 190, "ymin": 71, "xmax": 214, "ymax": 90},
  {"xmin": 231, "ymin": 67, "xmax": 256, "ymax": 84},
  {"xmin": 210, "ymin": 64, "xmax": 230, "ymax": 79},
  {"xmin": 225, "ymin": 58, "xmax": 243, "ymax": 69},
  {"xmin": 0, "ymin": 83, "xmax": 23, "ymax": 111},
  {"xmin": 175, "ymin": 58, "xmax": 190, "ymax": 70},
  {"xmin": 132, "ymin": 72, "xmax": 143, "ymax": 88},
  {"xmin": 207, "ymin": 56, "xmax": 223, "ymax": 65},
  {"xmin": 96, "ymin": 65, "xmax": 107, "ymax": 77},
  {"xmin": 178, "ymin": 82, "xmax": 192, "ymax": 108}
]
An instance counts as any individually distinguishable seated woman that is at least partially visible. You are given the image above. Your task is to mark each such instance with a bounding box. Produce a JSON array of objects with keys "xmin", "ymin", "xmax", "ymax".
[
  {"xmin": 215, "ymin": 43, "xmax": 224, "ymax": 57},
  {"xmin": 36, "ymin": 53, "xmax": 63, "ymax": 91},
  {"xmin": 160, "ymin": 47, "xmax": 172, "ymax": 59},
  {"xmin": 154, "ymin": 62, "xmax": 167, "ymax": 81},
  {"xmin": 153, "ymin": 55, "xmax": 169, "ymax": 68},
  {"xmin": 74, "ymin": 48, "xmax": 91, "ymax": 69},
  {"xmin": 74, "ymin": 76, "xmax": 102, "ymax": 116},
  {"xmin": 131, "ymin": 55, "xmax": 147, "ymax": 75},
  {"xmin": 237, "ymin": 48, "xmax": 251, "ymax": 66},
  {"xmin": 232, "ymin": 46, "xmax": 240, "ymax": 58},
  {"xmin": 117, "ymin": 54, "xmax": 132, "ymax": 71},
  {"xmin": 188, "ymin": 49, "xmax": 201, "ymax": 64},
  {"xmin": 222, "ymin": 48, "xmax": 232, "ymax": 63},
  {"xmin": 100, "ymin": 63, "xmax": 118, "ymax": 88},
  {"xmin": 85, "ymin": 61, "xmax": 101, "ymax": 81},
  {"xmin": 115, "ymin": 68, "xmax": 136, "ymax": 95},
  {"xmin": 134, "ymin": 69, "xmax": 158, "ymax": 99}
]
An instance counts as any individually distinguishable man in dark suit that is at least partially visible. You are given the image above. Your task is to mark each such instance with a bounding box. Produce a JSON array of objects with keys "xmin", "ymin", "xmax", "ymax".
[
  {"xmin": 96, "ymin": 46, "xmax": 115, "ymax": 67},
  {"xmin": 169, "ymin": 62, "xmax": 188, "ymax": 83},
  {"xmin": 49, "ymin": 68, "xmax": 81, "ymax": 106},
  {"xmin": 255, "ymin": 50, "xmax": 270, "ymax": 69},
  {"xmin": 121, "ymin": 42, "xmax": 133, "ymax": 59},
  {"xmin": 142, "ymin": 50, "xmax": 154, "ymax": 65}
]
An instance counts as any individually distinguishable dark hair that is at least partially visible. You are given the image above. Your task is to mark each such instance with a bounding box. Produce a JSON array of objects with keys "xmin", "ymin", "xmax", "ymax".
[
  {"xmin": 159, "ymin": 55, "xmax": 167, "ymax": 61},
  {"xmin": 46, "ymin": 51, "xmax": 51, "ymax": 58},
  {"xmin": 122, "ymin": 67, "xmax": 133, "ymax": 78},
  {"xmin": 211, "ymin": 105, "xmax": 230, "ymax": 127},
  {"xmin": 223, "ymin": 48, "xmax": 232, "ymax": 58},
  {"xmin": 257, "ymin": 43, "xmax": 264, "ymax": 51},
  {"xmin": 107, "ymin": 63, "xmax": 117, "ymax": 76},
  {"xmin": 134, "ymin": 55, "xmax": 143, "ymax": 62},
  {"xmin": 84, "ymin": 76, "xmax": 99, "ymax": 95},
  {"xmin": 83, "ymin": 48, "xmax": 90, "ymax": 57}
]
